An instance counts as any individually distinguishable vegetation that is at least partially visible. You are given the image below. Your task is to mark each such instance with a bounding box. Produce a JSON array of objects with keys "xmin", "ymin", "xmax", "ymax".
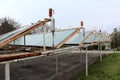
[
  {"xmin": 0, "ymin": 17, "xmax": 20, "ymax": 35},
  {"xmin": 71, "ymin": 53, "xmax": 120, "ymax": 80},
  {"xmin": 85, "ymin": 45, "xmax": 105, "ymax": 50},
  {"xmin": 111, "ymin": 28, "xmax": 120, "ymax": 50}
]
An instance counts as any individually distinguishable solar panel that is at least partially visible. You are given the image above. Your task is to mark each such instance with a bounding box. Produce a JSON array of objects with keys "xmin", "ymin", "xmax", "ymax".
[
  {"xmin": 65, "ymin": 31, "xmax": 91, "ymax": 44},
  {"xmin": 10, "ymin": 29, "xmax": 79, "ymax": 48},
  {"xmin": 0, "ymin": 21, "xmax": 45, "ymax": 47}
]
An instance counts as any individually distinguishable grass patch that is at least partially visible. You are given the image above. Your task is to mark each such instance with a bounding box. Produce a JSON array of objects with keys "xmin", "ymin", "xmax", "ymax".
[{"xmin": 71, "ymin": 53, "xmax": 120, "ymax": 80}]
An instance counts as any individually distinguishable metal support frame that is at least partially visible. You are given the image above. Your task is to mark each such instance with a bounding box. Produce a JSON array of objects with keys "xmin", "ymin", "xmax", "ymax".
[
  {"xmin": 5, "ymin": 62, "xmax": 10, "ymax": 80},
  {"xmin": 86, "ymin": 47, "xmax": 88, "ymax": 76}
]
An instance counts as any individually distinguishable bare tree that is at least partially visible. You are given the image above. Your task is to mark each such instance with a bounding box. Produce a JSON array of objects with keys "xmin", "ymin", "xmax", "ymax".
[
  {"xmin": 29, "ymin": 22, "xmax": 61, "ymax": 34},
  {"xmin": 30, "ymin": 23, "xmax": 51, "ymax": 34},
  {"xmin": 0, "ymin": 17, "xmax": 20, "ymax": 35}
]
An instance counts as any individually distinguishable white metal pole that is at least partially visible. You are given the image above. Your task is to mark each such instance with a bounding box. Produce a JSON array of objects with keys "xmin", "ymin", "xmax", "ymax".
[
  {"xmin": 114, "ymin": 32, "xmax": 115, "ymax": 53},
  {"xmin": 78, "ymin": 48, "xmax": 82, "ymax": 64},
  {"xmin": 51, "ymin": 17, "xmax": 59, "ymax": 79},
  {"xmin": 5, "ymin": 62, "xmax": 10, "ymax": 80},
  {"xmin": 51, "ymin": 18, "xmax": 55, "ymax": 50},
  {"xmin": 86, "ymin": 47, "xmax": 88, "ymax": 76},
  {"xmin": 23, "ymin": 35, "xmax": 27, "ymax": 67},
  {"xmin": 55, "ymin": 52, "xmax": 59, "ymax": 79},
  {"xmin": 13, "ymin": 40, "xmax": 15, "ymax": 45},
  {"xmin": 106, "ymin": 49, "xmax": 108, "ymax": 56},
  {"xmin": 106, "ymin": 43, "xmax": 109, "ymax": 56},
  {"xmin": 98, "ymin": 43, "xmax": 99, "ymax": 52},
  {"xmin": 43, "ymin": 24, "xmax": 46, "ymax": 51},
  {"xmin": 109, "ymin": 42, "xmax": 111, "ymax": 55},
  {"xmin": 79, "ymin": 28, "xmax": 83, "ymax": 63},
  {"xmin": 13, "ymin": 40, "xmax": 16, "ymax": 53},
  {"xmin": 24, "ymin": 35, "xmax": 26, "ymax": 50},
  {"xmin": 78, "ymin": 47, "xmax": 82, "ymax": 63},
  {"xmin": 100, "ymin": 43, "xmax": 102, "ymax": 62}
]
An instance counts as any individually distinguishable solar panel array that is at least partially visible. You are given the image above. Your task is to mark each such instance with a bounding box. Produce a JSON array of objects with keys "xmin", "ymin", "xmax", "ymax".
[
  {"xmin": 0, "ymin": 24, "xmax": 110, "ymax": 48},
  {"xmin": 10, "ymin": 29, "xmax": 78, "ymax": 48}
]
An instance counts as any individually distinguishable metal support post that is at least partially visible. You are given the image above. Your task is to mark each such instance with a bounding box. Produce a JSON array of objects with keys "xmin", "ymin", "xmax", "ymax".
[
  {"xmin": 106, "ymin": 43, "xmax": 109, "ymax": 56},
  {"xmin": 23, "ymin": 35, "xmax": 27, "ymax": 67},
  {"xmin": 100, "ymin": 43, "xmax": 102, "ymax": 62},
  {"xmin": 13, "ymin": 40, "xmax": 16, "ymax": 53},
  {"xmin": 79, "ymin": 48, "xmax": 83, "ymax": 63},
  {"xmin": 55, "ymin": 52, "xmax": 59, "ymax": 79},
  {"xmin": 49, "ymin": 8, "xmax": 59, "ymax": 79},
  {"xmin": 53, "ymin": 30, "xmax": 59, "ymax": 78},
  {"xmin": 113, "ymin": 32, "xmax": 115, "ymax": 53},
  {"xmin": 52, "ymin": 31, "xmax": 54, "ymax": 50},
  {"xmin": 92, "ymin": 43, "xmax": 95, "ymax": 54},
  {"xmin": 86, "ymin": 47, "xmax": 88, "ymax": 77},
  {"xmin": 98, "ymin": 43, "xmax": 100, "ymax": 57},
  {"xmin": 52, "ymin": 32, "xmax": 59, "ymax": 79},
  {"xmin": 13, "ymin": 40, "xmax": 15, "ymax": 45},
  {"xmin": 81, "ymin": 49, "xmax": 83, "ymax": 63},
  {"xmin": 106, "ymin": 50, "xmax": 108, "ymax": 56},
  {"xmin": 43, "ymin": 24, "xmax": 46, "ymax": 51},
  {"xmin": 79, "ymin": 28, "xmax": 82, "ymax": 63},
  {"xmin": 24, "ymin": 35, "xmax": 26, "ymax": 50},
  {"xmin": 5, "ymin": 62, "xmax": 10, "ymax": 80},
  {"xmin": 110, "ymin": 42, "xmax": 112, "ymax": 54},
  {"xmin": 51, "ymin": 17, "xmax": 59, "ymax": 79}
]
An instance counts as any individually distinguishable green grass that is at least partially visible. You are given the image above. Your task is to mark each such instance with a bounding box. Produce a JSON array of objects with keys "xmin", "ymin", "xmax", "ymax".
[{"xmin": 71, "ymin": 53, "xmax": 120, "ymax": 80}]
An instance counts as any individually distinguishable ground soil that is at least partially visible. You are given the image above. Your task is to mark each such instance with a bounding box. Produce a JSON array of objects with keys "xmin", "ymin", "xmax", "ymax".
[{"xmin": 0, "ymin": 51, "xmax": 101, "ymax": 80}]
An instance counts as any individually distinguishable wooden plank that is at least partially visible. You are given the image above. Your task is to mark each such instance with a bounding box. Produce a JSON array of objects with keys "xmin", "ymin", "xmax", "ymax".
[
  {"xmin": 98, "ymin": 34, "xmax": 103, "ymax": 42},
  {"xmin": 56, "ymin": 28, "xmax": 80, "ymax": 49},
  {"xmin": 79, "ymin": 31, "xmax": 94, "ymax": 46},
  {"xmin": 0, "ymin": 21, "xmax": 46, "ymax": 48},
  {"xmin": 103, "ymin": 35, "xmax": 111, "ymax": 43},
  {"xmin": 91, "ymin": 33, "xmax": 101, "ymax": 43},
  {"xmin": 0, "ymin": 52, "xmax": 41, "ymax": 62}
]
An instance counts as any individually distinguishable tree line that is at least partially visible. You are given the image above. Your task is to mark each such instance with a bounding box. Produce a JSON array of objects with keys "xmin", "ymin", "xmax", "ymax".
[
  {"xmin": 111, "ymin": 27, "xmax": 120, "ymax": 49},
  {"xmin": 0, "ymin": 17, "xmax": 20, "ymax": 35}
]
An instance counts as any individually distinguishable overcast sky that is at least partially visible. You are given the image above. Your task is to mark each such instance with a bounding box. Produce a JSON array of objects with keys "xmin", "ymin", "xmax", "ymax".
[{"xmin": 0, "ymin": 0, "xmax": 120, "ymax": 33}]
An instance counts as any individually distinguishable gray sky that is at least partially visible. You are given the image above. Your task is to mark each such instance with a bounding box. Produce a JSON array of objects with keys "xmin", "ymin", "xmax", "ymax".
[{"xmin": 0, "ymin": 0, "xmax": 120, "ymax": 33}]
